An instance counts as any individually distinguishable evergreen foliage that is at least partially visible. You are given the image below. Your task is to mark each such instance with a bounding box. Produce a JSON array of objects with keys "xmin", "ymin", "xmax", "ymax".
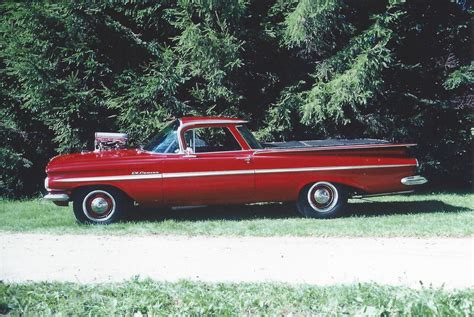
[{"xmin": 0, "ymin": 0, "xmax": 471, "ymax": 197}]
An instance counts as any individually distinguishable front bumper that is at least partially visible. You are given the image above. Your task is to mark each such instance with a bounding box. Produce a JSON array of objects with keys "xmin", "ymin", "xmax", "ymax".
[
  {"xmin": 401, "ymin": 175, "xmax": 428, "ymax": 186},
  {"xmin": 44, "ymin": 193, "xmax": 70, "ymax": 202}
]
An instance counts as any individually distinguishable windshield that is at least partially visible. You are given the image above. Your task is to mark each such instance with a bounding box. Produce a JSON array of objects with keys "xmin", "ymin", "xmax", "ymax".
[
  {"xmin": 237, "ymin": 125, "xmax": 263, "ymax": 149},
  {"xmin": 143, "ymin": 120, "xmax": 180, "ymax": 153}
]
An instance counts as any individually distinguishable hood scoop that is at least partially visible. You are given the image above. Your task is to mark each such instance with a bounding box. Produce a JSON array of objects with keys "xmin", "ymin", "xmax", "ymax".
[{"xmin": 94, "ymin": 132, "xmax": 128, "ymax": 152}]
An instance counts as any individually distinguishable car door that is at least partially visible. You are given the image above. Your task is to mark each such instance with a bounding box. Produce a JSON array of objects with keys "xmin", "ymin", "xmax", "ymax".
[{"xmin": 162, "ymin": 125, "xmax": 255, "ymax": 205}]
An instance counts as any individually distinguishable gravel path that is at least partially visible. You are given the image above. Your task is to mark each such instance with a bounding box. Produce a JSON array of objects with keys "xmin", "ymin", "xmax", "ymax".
[{"xmin": 0, "ymin": 233, "xmax": 472, "ymax": 288}]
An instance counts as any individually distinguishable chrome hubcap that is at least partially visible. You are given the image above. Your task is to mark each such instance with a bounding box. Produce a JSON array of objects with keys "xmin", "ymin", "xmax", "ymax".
[
  {"xmin": 314, "ymin": 188, "xmax": 330, "ymax": 204},
  {"xmin": 90, "ymin": 197, "xmax": 109, "ymax": 214},
  {"xmin": 82, "ymin": 190, "xmax": 116, "ymax": 222},
  {"xmin": 307, "ymin": 182, "xmax": 338, "ymax": 213}
]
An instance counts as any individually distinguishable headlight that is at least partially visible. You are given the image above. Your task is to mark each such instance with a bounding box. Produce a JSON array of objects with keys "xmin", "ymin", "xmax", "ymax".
[{"xmin": 44, "ymin": 177, "xmax": 50, "ymax": 190}]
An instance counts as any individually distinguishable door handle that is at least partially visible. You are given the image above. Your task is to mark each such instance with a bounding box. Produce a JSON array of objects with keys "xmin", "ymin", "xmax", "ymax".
[{"xmin": 236, "ymin": 156, "xmax": 252, "ymax": 164}]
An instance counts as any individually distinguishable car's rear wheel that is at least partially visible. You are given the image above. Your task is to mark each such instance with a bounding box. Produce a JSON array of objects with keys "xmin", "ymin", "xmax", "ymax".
[
  {"xmin": 296, "ymin": 181, "xmax": 348, "ymax": 218},
  {"xmin": 73, "ymin": 187, "xmax": 130, "ymax": 224}
]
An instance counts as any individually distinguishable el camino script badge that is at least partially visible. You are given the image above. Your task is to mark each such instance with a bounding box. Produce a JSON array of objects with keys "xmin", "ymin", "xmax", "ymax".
[{"xmin": 131, "ymin": 171, "xmax": 161, "ymax": 175}]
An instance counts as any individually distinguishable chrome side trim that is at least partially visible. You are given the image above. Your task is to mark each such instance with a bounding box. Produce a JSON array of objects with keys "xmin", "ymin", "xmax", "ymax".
[
  {"xmin": 44, "ymin": 193, "xmax": 70, "ymax": 201},
  {"xmin": 56, "ymin": 174, "xmax": 162, "ymax": 182},
  {"xmin": 401, "ymin": 175, "xmax": 428, "ymax": 186},
  {"xmin": 352, "ymin": 190, "xmax": 414, "ymax": 199},
  {"xmin": 54, "ymin": 164, "xmax": 415, "ymax": 183},
  {"xmin": 162, "ymin": 170, "xmax": 252, "ymax": 179},
  {"xmin": 254, "ymin": 164, "xmax": 415, "ymax": 174}
]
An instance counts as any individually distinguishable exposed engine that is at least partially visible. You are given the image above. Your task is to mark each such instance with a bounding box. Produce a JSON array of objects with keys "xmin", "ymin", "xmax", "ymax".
[{"xmin": 94, "ymin": 132, "xmax": 128, "ymax": 151}]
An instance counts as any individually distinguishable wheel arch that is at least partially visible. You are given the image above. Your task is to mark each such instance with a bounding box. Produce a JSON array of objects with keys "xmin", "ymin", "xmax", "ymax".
[
  {"xmin": 71, "ymin": 184, "xmax": 134, "ymax": 202},
  {"xmin": 296, "ymin": 178, "xmax": 364, "ymax": 198}
]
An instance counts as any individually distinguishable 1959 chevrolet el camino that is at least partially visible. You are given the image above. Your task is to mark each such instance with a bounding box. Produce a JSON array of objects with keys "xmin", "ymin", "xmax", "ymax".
[{"xmin": 44, "ymin": 117, "xmax": 427, "ymax": 224}]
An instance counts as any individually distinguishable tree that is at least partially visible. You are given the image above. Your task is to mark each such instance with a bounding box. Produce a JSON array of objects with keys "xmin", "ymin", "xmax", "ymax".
[
  {"xmin": 264, "ymin": 0, "xmax": 472, "ymax": 186},
  {"xmin": 0, "ymin": 0, "xmax": 471, "ymax": 197}
]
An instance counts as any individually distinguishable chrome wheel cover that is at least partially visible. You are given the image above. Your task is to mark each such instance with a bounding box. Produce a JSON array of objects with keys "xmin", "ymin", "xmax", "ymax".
[
  {"xmin": 307, "ymin": 182, "xmax": 338, "ymax": 213},
  {"xmin": 90, "ymin": 197, "xmax": 109, "ymax": 214},
  {"xmin": 82, "ymin": 190, "xmax": 116, "ymax": 222}
]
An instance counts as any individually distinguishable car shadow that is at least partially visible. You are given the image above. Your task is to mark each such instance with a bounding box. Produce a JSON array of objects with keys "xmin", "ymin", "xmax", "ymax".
[
  {"xmin": 127, "ymin": 199, "xmax": 470, "ymax": 222},
  {"xmin": 129, "ymin": 203, "xmax": 298, "ymax": 222},
  {"xmin": 347, "ymin": 199, "xmax": 471, "ymax": 217}
]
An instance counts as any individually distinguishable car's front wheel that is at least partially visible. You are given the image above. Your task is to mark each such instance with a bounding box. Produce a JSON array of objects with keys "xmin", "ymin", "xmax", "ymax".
[
  {"xmin": 73, "ymin": 187, "xmax": 130, "ymax": 224},
  {"xmin": 296, "ymin": 181, "xmax": 348, "ymax": 218}
]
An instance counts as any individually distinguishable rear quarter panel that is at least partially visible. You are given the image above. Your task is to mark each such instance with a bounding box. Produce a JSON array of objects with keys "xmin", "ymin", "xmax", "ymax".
[{"xmin": 252, "ymin": 146, "xmax": 417, "ymax": 202}]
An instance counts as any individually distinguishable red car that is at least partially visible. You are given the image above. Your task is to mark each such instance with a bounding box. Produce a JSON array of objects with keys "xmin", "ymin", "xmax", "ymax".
[{"xmin": 44, "ymin": 117, "xmax": 427, "ymax": 224}]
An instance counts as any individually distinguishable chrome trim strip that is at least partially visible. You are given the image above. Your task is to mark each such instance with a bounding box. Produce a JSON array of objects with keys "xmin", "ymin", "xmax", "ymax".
[
  {"xmin": 352, "ymin": 190, "xmax": 414, "ymax": 199},
  {"xmin": 44, "ymin": 193, "xmax": 70, "ymax": 201},
  {"xmin": 180, "ymin": 120, "xmax": 248, "ymax": 128},
  {"xmin": 177, "ymin": 119, "xmax": 184, "ymax": 154},
  {"xmin": 162, "ymin": 170, "xmax": 252, "ymax": 179},
  {"xmin": 401, "ymin": 175, "xmax": 428, "ymax": 186},
  {"xmin": 55, "ymin": 164, "xmax": 415, "ymax": 183},
  {"xmin": 254, "ymin": 164, "xmax": 415, "ymax": 174},
  {"xmin": 56, "ymin": 174, "xmax": 162, "ymax": 182},
  {"xmin": 255, "ymin": 143, "xmax": 417, "ymax": 154}
]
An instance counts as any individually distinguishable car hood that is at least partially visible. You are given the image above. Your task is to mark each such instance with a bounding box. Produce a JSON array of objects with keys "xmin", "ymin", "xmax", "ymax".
[{"xmin": 46, "ymin": 149, "xmax": 156, "ymax": 173}]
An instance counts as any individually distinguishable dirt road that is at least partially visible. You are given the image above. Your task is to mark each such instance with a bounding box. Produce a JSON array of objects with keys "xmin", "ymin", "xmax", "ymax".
[{"xmin": 1, "ymin": 233, "xmax": 472, "ymax": 288}]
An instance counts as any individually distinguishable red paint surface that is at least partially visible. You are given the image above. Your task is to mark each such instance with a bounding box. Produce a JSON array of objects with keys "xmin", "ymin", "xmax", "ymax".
[{"xmin": 46, "ymin": 117, "xmax": 419, "ymax": 206}]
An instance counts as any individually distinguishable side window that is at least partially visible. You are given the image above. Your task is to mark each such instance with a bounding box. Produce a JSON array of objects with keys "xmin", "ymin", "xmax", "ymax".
[
  {"xmin": 184, "ymin": 127, "xmax": 241, "ymax": 153},
  {"xmin": 237, "ymin": 125, "xmax": 263, "ymax": 149}
]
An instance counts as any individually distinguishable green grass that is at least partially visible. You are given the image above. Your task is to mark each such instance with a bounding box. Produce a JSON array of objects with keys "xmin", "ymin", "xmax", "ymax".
[
  {"xmin": 1, "ymin": 279, "xmax": 472, "ymax": 316},
  {"xmin": 0, "ymin": 192, "xmax": 472, "ymax": 237}
]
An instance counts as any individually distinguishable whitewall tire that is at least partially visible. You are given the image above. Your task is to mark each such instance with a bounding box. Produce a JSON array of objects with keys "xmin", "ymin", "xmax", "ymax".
[
  {"xmin": 296, "ymin": 182, "xmax": 348, "ymax": 218},
  {"xmin": 73, "ymin": 187, "xmax": 130, "ymax": 224}
]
